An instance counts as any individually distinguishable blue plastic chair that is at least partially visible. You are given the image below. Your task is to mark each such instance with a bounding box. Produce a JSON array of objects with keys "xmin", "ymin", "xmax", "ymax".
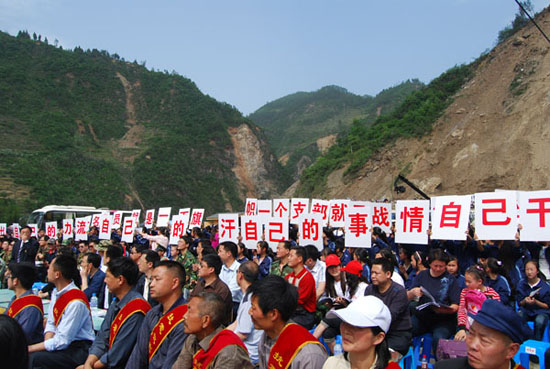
[
  {"xmin": 412, "ymin": 333, "xmax": 433, "ymax": 365},
  {"xmin": 514, "ymin": 339, "xmax": 550, "ymax": 368},
  {"xmin": 399, "ymin": 346, "xmax": 414, "ymax": 369}
]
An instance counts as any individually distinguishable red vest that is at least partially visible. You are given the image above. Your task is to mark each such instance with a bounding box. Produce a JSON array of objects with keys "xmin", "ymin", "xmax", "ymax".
[
  {"xmin": 7, "ymin": 294, "xmax": 43, "ymax": 318},
  {"xmin": 192, "ymin": 329, "xmax": 247, "ymax": 369},
  {"xmin": 148, "ymin": 304, "xmax": 187, "ymax": 362},
  {"xmin": 109, "ymin": 298, "xmax": 151, "ymax": 349},
  {"xmin": 53, "ymin": 289, "xmax": 90, "ymax": 326},
  {"xmin": 269, "ymin": 323, "xmax": 324, "ymax": 369}
]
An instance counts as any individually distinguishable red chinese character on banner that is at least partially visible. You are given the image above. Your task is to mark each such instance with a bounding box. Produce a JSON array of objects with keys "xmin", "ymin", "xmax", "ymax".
[
  {"xmin": 440, "ymin": 202, "xmax": 462, "ymax": 228},
  {"xmin": 330, "ymin": 203, "xmax": 347, "ymax": 223},
  {"xmin": 292, "ymin": 202, "xmax": 306, "ymax": 219},
  {"xmin": 482, "ymin": 199, "xmax": 511, "ymax": 226},
  {"xmin": 47, "ymin": 225, "xmax": 56, "ymax": 238},
  {"xmin": 123, "ymin": 221, "xmax": 134, "ymax": 235},
  {"xmin": 246, "ymin": 202, "xmax": 256, "ymax": 216},
  {"xmin": 372, "ymin": 207, "xmax": 390, "ymax": 227},
  {"xmin": 526, "ymin": 198, "xmax": 550, "ymax": 227},
  {"xmin": 64, "ymin": 222, "xmax": 73, "ymax": 235},
  {"xmin": 146, "ymin": 212, "xmax": 153, "ymax": 224},
  {"xmin": 221, "ymin": 218, "xmax": 236, "ymax": 239},
  {"xmin": 348, "ymin": 213, "xmax": 369, "ymax": 237},
  {"xmin": 244, "ymin": 220, "xmax": 258, "ymax": 240},
  {"xmin": 312, "ymin": 203, "xmax": 328, "ymax": 219},
  {"xmin": 76, "ymin": 221, "xmax": 87, "ymax": 236},
  {"xmin": 191, "ymin": 212, "xmax": 202, "ymax": 226},
  {"xmin": 92, "ymin": 216, "xmax": 100, "ymax": 228},
  {"xmin": 0, "ymin": 225, "xmax": 5, "ymax": 235},
  {"xmin": 113, "ymin": 213, "xmax": 121, "ymax": 226},
  {"xmin": 302, "ymin": 218, "xmax": 319, "ymax": 240},
  {"xmin": 274, "ymin": 202, "xmax": 288, "ymax": 218},
  {"xmin": 268, "ymin": 222, "xmax": 284, "ymax": 242},
  {"xmin": 101, "ymin": 218, "xmax": 110, "ymax": 234},
  {"xmin": 400, "ymin": 207, "xmax": 424, "ymax": 233},
  {"xmin": 172, "ymin": 220, "xmax": 186, "ymax": 237}
]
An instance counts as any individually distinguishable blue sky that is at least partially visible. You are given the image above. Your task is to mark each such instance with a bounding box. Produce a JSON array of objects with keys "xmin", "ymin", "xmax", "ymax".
[{"xmin": 1, "ymin": 0, "xmax": 548, "ymax": 115}]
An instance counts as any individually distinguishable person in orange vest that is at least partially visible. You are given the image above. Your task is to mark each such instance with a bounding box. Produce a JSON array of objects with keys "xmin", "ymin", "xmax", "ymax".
[
  {"xmin": 5, "ymin": 262, "xmax": 44, "ymax": 344},
  {"xmin": 172, "ymin": 292, "xmax": 253, "ymax": 369},
  {"xmin": 125, "ymin": 260, "xmax": 188, "ymax": 369},
  {"xmin": 249, "ymin": 275, "xmax": 328, "ymax": 369},
  {"xmin": 28, "ymin": 254, "xmax": 95, "ymax": 369},
  {"xmin": 78, "ymin": 257, "xmax": 151, "ymax": 369}
]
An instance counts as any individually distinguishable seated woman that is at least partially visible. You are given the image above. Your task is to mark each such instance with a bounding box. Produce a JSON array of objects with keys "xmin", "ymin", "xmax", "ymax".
[
  {"xmin": 322, "ymin": 295, "xmax": 400, "ymax": 369},
  {"xmin": 517, "ymin": 260, "xmax": 550, "ymax": 341},
  {"xmin": 446, "ymin": 256, "xmax": 466, "ymax": 290},
  {"xmin": 407, "ymin": 249, "xmax": 461, "ymax": 352},
  {"xmin": 454, "ymin": 264, "xmax": 500, "ymax": 341},
  {"xmin": 485, "ymin": 257, "xmax": 513, "ymax": 306}
]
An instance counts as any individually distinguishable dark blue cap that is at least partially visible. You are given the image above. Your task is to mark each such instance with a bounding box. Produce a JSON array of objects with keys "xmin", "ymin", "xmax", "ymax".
[{"xmin": 469, "ymin": 299, "xmax": 533, "ymax": 343}]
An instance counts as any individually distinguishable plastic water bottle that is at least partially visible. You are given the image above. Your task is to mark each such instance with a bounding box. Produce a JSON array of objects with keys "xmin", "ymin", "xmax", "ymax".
[
  {"xmin": 421, "ymin": 355, "xmax": 428, "ymax": 369},
  {"xmin": 90, "ymin": 293, "xmax": 98, "ymax": 308},
  {"xmin": 333, "ymin": 343, "xmax": 343, "ymax": 356}
]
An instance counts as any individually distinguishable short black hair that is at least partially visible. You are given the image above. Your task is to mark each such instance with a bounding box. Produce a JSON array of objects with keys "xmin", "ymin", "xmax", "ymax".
[
  {"xmin": 131, "ymin": 244, "xmax": 148, "ymax": 253},
  {"xmin": 156, "ymin": 260, "xmax": 186, "ymax": 287},
  {"xmin": 53, "ymin": 254, "xmax": 78, "ymax": 281},
  {"xmin": 107, "ymin": 257, "xmax": 140, "ymax": 286},
  {"xmin": 201, "ymin": 244, "xmax": 216, "ymax": 257},
  {"xmin": 428, "ymin": 248, "xmax": 450, "ymax": 265},
  {"xmin": 219, "ymin": 241, "xmax": 238, "ymax": 259},
  {"xmin": 142, "ymin": 249, "xmax": 160, "ymax": 267},
  {"xmin": 372, "ymin": 257, "xmax": 393, "ymax": 275},
  {"xmin": 8, "ymin": 263, "xmax": 37, "ymax": 290},
  {"xmin": 85, "ymin": 252, "xmax": 101, "ymax": 269},
  {"xmin": 202, "ymin": 254, "xmax": 222, "ymax": 276},
  {"xmin": 279, "ymin": 240, "xmax": 291, "ymax": 251},
  {"xmin": 0, "ymin": 315, "xmax": 29, "ymax": 368},
  {"xmin": 239, "ymin": 260, "xmax": 259, "ymax": 283},
  {"xmin": 106, "ymin": 245, "xmax": 123, "ymax": 260},
  {"xmin": 249, "ymin": 275, "xmax": 298, "ymax": 322},
  {"xmin": 290, "ymin": 246, "xmax": 306, "ymax": 264},
  {"xmin": 304, "ymin": 245, "xmax": 319, "ymax": 262},
  {"xmin": 199, "ymin": 239, "xmax": 212, "ymax": 249}
]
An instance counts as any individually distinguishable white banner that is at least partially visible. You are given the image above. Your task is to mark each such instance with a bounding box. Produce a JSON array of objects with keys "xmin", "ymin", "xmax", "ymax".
[
  {"xmin": 99, "ymin": 215, "xmax": 111, "ymax": 240},
  {"xmin": 244, "ymin": 198, "xmax": 258, "ymax": 216},
  {"xmin": 189, "ymin": 209, "xmax": 205, "ymax": 229},
  {"xmin": 144, "ymin": 209, "xmax": 155, "ymax": 229},
  {"xmin": 299, "ymin": 213, "xmax": 323, "ymax": 251},
  {"xmin": 311, "ymin": 199, "xmax": 330, "ymax": 226},
  {"xmin": 475, "ymin": 191, "xmax": 517, "ymax": 240},
  {"xmin": 28, "ymin": 223, "xmax": 38, "ymax": 238},
  {"xmin": 62, "ymin": 219, "xmax": 74, "ymax": 240},
  {"xmin": 431, "ymin": 195, "xmax": 471, "ymax": 240},
  {"xmin": 345, "ymin": 202, "xmax": 372, "ymax": 248},
  {"xmin": 169, "ymin": 215, "xmax": 188, "ymax": 245},
  {"xmin": 74, "ymin": 217, "xmax": 89, "ymax": 241},
  {"xmin": 12, "ymin": 223, "xmax": 20, "ymax": 239},
  {"xmin": 372, "ymin": 203, "xmax": 392, "ymax": 234},
  {"xmin": 240, "ymin": 216, "xmax": 262, "ymax": 249},
  {"xmin": 112, "ymin": 211, "xmax": 123, "ymax": 229},
  {"xmin": 131, "ymin": 209, "xmax": 141, "ymax": 225},
  {"xmin": 121, "ymin": 218, "xmax": 135, "ymax": 243},
  {"xmin": 519, "ymin": 190, "xmax": 550, "ymax": 241},
  {"xmin": 218, "ymin": 213, "xmax": 239, "ymax": 243},
  {"xmin": 329, "ymin": 199, "xmax": 350, "ymax": 228},
  {"xmin": 45, "ymin": 221, "xmax": 57, "ymax": 239},
  {"xmin": 157, "ymin": 207, "xmax": 171, "ymax": 227},
  {"xmin": 395, "ymin": 200, "xmax": 430, "ymax": 245},
  {"xmin": 265, "ymin": 217, "xmax": 289, "ymax": 251},
  {"xmin": 0, "ymin": 223, "xmax": 6, "ymax": 236},
  {"xmin": 291, "ymin": 198, "xmax": 309, "ymax": 223}
]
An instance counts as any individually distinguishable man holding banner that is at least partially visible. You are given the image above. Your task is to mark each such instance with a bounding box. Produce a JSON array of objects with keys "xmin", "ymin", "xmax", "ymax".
[{"xmin": 125, "ymin": 260, "xmax": 188, "ymax": 369}]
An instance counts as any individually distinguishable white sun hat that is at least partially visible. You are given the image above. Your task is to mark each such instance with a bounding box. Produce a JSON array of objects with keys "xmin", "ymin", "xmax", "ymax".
[{"xmin": 326, "ymin": 295, "xmax": 392, "ymax": 333}]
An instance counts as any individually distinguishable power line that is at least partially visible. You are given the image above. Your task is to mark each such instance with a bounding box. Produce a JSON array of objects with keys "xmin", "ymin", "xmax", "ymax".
[{"xmin": 514, "ymin": 0, "xmax": 550, "ymax": 44}]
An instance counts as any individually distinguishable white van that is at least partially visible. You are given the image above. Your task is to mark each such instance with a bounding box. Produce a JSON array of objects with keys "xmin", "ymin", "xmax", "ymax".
[{"xmin": 27, "ymin": 205, "xmax": 105, "ymax": 230}]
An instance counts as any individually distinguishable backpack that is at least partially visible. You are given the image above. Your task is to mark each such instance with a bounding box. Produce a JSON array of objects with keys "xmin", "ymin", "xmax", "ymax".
[{"xmin": 464, "ymin": 289, "xmax": 487, "ymax": 329}]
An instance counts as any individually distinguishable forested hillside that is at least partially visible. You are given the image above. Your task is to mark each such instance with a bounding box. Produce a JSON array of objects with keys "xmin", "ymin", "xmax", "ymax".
[
  {"xmin": 0, "ymin": 31, "xmax": 284, "ymax": 221},
  {"xmin": 249, "ymin": 81, "xmax": 423, "ymax": 182}
]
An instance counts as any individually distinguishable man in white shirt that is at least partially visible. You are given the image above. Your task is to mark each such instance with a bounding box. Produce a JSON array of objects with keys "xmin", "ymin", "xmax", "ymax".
[
  {"xmin": 218, "ymin": 241, "xmax": 242, "ymax": 315},
  {"xmin": 304, "ymin": 245, "xmax": 326, "ymax": 300}
]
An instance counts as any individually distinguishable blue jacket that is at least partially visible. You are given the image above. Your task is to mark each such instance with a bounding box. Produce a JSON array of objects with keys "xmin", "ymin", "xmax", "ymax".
[
  {"xmin": 485, "ymin": 275, "xmax": 512, "ymax": 306},
  {"xmin": 84, "ymin": 269, "xmax": 106, "ymax": 301},
  {"xmin": 517, "ymin": 278, "xmax": 550, "ymax": 318}
]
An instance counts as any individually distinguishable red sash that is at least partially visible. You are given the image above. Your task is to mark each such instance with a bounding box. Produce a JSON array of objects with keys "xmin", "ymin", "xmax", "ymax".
[
  {"xmin": 192, "ymin": 329, "xmax": 247, "ymax": 369},
  {"xmin": 7, "ymin": 294, "xmax": 44, "ymax": 318},
  {"xmin": 269, "ymin": 323, "xmax": 324, "ymax": 369},
  {"xmin": 148, "ymin": 304, "xmax": 188, "ymax": 362},
  {"xmin": 53, "ymin": 288, "xmax": 90, "ymax": 326},
  {"xmin": 109, "ymin": 298, "xmax": 151, "ymax": 349}
]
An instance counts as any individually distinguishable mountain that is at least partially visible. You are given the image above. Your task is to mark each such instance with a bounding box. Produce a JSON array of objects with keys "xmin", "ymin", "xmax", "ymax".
[
  {"xmin": 0, "ymin": 30, "xmax": 284, "ymax": 221},
  {"xmin": 248, "ymin": 81, "xmax": 423, "ymax": 183},
  {"xmin": 292, "ymin": 7, "xmax": 550, "ymax": 201}
]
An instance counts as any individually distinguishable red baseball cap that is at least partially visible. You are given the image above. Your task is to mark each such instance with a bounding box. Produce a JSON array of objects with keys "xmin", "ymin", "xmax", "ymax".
[
  {"xmin": 325, "ymin": 254, "xmax": 341, "ymax": 267},
  {"xmin": 342, "ymin": 260, "xmax": 363, "ymax": 277}
]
